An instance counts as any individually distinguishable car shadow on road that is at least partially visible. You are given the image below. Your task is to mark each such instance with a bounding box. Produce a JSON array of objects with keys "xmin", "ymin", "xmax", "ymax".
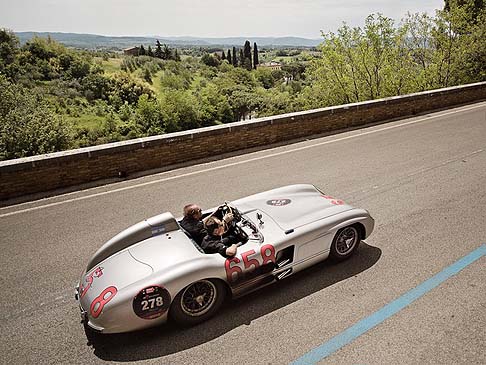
[{"xmin": 86, "ymin": 242, "xmax": 381, "ymax": 362}]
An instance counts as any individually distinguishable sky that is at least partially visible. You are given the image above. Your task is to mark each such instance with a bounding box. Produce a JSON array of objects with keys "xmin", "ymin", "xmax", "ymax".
[{"xmin": 0, "ymin": 0, "xmax": 445, "ymax": 38}]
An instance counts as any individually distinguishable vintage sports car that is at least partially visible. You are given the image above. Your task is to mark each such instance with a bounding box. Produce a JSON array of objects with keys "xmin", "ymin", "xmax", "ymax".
[{"xmin": 75, "ymin": 184, "xmax": 374, "ymax": 333}]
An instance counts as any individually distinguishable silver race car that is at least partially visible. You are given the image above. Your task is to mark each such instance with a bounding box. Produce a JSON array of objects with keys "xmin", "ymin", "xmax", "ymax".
[{"xmin": 75, "ymin": 184, "xmax": 374, "ymax": 333}]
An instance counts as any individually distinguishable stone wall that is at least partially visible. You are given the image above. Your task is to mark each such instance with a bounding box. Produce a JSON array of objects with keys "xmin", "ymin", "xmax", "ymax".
[{"xmin": 1, "ymin": 82, "xmax": 485, "ymax": 201}]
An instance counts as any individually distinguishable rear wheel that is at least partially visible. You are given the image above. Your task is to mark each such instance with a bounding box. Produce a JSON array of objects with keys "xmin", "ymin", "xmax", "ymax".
[
  {"xmin": 330, "ymin": 225, "xmax": 360, "ymax": 261},
  {"xmin": 169, "ymin": 279, "xmax": 226, "ymax": 326}
]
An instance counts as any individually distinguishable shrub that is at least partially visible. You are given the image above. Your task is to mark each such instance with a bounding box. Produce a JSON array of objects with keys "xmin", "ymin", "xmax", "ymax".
[{"xmin": 0, "ymin": 76, "xmax": 73, "ymax": 160}]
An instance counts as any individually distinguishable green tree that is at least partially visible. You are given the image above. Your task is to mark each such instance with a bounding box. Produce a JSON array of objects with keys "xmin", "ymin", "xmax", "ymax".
[
  {"xmin": 147, "ymin": 45, "xmax": 154, "ymax": 57},
  {"xmin": 154, "ymin": 40, "xmax": 163, "ymax": 58},
  {"xmin": 243, "ymin": 40, "xmax": 252, "ymax": 70},
  {"xmin": 68, "ymin": 57, "xmax": 91, "ymax": 79},
  {"xmin": 402, "ymin": 12, "xmax": 435, "ymax": 90},
  {"xmin": 0, "ymin": 29, "xmax": 19, "ymax": 77},
  {"xmin": 227, "ymin": 49, "xmax": 232, "ymax": 65},
  {"xmin": 143, "ymin": 67, "xmax": 152, "ymax": 84},
  {"xmin": 111, "ymin": 73, "xmax": 154, "ymax": 105},
  {"xmin": 445, "ymin": 0, "xmax": 484, "ymax": 21},
  {"xmin": 253, "ymin": 42, "xmax": 259, "ymax": 69},
  {"xmin": 134, "ymin": 94, "xmax": 163, "ymax": 135},
  {"xmin": 432, "ymin": 0, "xmax": 486, "ymax": 86},
  {"xmin": 159, "ymin": 90, "xmax": 200, "ymax": 132},
  {"xmin": 81, "ymin": 73, "xmax": 114, "ymax": 100},
  {"xmin": 254, "ymin": 67, "xmax": 276, "ymax": 89},
  {"xmin": 0, "ymin": 76, "xmax": 72, "ymax": 160},
  {"xmin": 194, "ymin": 83, "xmax": 233, "ymax": 125},
  {"xmin": 139, "ymin": 45, "xmax": 146, "ymax": 56},
  {"xmin": 174, "ymin": 48, "xmax": 181, "ymax": 61},
  {"xmin": 232, "ymin": 46, "xmax": 237, "ymax": 66},
  {"xmin": 239, "ymin": 48, "xmax": 244, "ymax": 68},
  {"xmin": 201, "ymin": 53, "xmax": 220, "ymax": 67},
  {"xmin": 162, "ymin": 44, "xmax": 171, "ymax": 60}
]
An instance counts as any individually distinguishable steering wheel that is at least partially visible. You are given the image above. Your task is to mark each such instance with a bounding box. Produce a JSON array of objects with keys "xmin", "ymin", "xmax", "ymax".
[
  {"xmin": 220, "ymin": 202, "xmax": 242, "ymax": 233},
  {"xmin": 220, "ymin": 203, "xmax": 248, "ymax": 245},
  {"xmin": 219, "ymin": 203, "xmax": 233, "ymax": 233}
]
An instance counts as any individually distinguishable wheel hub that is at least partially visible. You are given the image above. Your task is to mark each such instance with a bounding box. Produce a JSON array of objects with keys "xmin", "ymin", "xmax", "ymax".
[
  {"xmin": 195, "ymin": 294, "xmax": 205, "ymax": 306},
  {"xmin": 180, "ymin": 280, "xmax": 217, "ymax": 316}
]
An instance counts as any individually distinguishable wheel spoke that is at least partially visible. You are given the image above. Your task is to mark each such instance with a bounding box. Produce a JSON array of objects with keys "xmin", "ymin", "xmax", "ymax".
[{"xmin": 180, "ymin": 280, "xmax": 217, "ymax": 316}]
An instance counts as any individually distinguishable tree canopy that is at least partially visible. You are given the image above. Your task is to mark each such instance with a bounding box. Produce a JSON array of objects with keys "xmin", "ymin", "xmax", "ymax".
[{"xmin": 0, "ymin": 1, "xmax": 484, "ymax": 160}]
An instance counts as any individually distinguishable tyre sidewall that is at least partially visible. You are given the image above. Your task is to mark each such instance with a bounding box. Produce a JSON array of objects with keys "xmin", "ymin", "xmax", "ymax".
[
  {"xmin": 169, "ymin": 279, "xmax": 226, "ymax": 326},
  {"xmin": 330, "ymin": 225, "xmax": 360, "ymax": 262}
]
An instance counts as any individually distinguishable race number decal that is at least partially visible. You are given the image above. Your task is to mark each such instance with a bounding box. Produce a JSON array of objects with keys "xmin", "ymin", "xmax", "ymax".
[
  {"xmin": 225, "ymin": 244, "xmax": 276, "ymax": 285},
  {"xmin": 80, "ymin": 266, "xmax": 104, "ymax": 299},
  {"xmin": 90, "ymin": 286, "xmax": 117, "ymax": 318},
  {"xmin": 322, "ymin": 195, "xmax": 345, "ymax": 205},
  {"xmin": 266, "ymin": 199, "xmax": 291, "ymax": 206},
  {"xmin": 133, "ymin": 286, "xmax": 171, "ymax": 319}
]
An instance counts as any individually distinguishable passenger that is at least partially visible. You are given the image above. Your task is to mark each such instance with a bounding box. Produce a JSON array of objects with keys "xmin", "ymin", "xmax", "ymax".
[
  {"xmin": 180, "ymin": 204, "xmax": 207, "ymax": 245},
  {"xmin": 201, "ymin": 217, "xmax": 238, "ymax": 257}
]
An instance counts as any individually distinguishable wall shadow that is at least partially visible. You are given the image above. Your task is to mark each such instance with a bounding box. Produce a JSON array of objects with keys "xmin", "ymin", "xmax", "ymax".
[{"xmin": 86, "ymin": 242, "xmax": 381, "ymax": 362}]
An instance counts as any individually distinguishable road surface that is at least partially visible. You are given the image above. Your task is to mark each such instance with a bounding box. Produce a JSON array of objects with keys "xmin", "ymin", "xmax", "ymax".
[{"xmin": 1, "ymin": 102, "xmax": 485, "ymax": 364}]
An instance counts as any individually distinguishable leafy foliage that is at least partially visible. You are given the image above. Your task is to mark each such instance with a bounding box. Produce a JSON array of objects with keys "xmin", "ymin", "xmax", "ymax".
[
  {"xmin": 0, "ymin": 2, "xmax": 485, "ymax": 161},
  {"xmin": 0, "ymin": 75, "xmax": 72, "ymax": 160}
]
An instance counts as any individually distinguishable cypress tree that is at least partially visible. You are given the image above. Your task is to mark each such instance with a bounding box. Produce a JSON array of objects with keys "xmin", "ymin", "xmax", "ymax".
[
  {"xmin": 154, "ymin": 40, "xmax": 163, "ymax": 58},
  {"xmin": 232, "ymin": 46, "xmax": 237, "ymax": 66},
  {"xmin": 239, "ymin": 49, "xmax": 244, "ymax": 67},
  {"xmin": 147, "ymin": 45, "xmax": 154, "ymax": 57},
  {"xmin": 253, "ymin": 42, "xmax": 259, "ymax": 69},
  {"xmin": 222, "ymin": 51, "xmax": 226, "ymax": 60},
  {"xmin": 139, "ymin": 44, "xmax": 146, "ymax": 56},
  {"xmin": 243, "ymin": 40, "xmax": 252, "ymax": 70},
  {"xmin": 162, "ymin": 44, "xmax": 171, "ymax": 60},
  {"xmin": 227, "ymin": 49, "xmax": 232, "ymax": 65}
]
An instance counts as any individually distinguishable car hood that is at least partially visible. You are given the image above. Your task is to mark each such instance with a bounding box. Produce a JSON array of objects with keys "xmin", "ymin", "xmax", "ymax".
[{"xmin": 232, "ymin": 184, "xmax": 353, "ymax": 231}]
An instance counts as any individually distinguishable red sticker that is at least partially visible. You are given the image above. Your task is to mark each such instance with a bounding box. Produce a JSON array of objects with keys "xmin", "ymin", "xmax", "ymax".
[
  {"xmin": 80, "ymin": 267, "xmax": 104, "ymax": 298},
  {"xmin": 322, "ymin": 195, "xmax": 345, "ymax": 205},
  {"xmin": 90, "ymin": 286, "xmax": 117, "ymax": 318},
  {"xmin": 225, "ymin": 244, "xmax": 276, "ymax": 285}
]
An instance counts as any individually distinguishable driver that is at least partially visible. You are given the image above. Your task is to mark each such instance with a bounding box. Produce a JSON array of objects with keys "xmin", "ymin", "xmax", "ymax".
[
  {"xmin": 180, "ymin": 204, "xmax": 207, "ymax": 245},
  {"xmin": 201, "ymin": 217, "xmax": 238, "ymax": 257},
  {"xmin": 180, "ymin": 204, "xmax": 234, "ymax": 246}
]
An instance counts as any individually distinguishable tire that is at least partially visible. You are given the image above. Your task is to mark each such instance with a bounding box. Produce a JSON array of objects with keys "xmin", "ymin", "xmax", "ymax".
[
  {"xmin": 169, "ymin": 279, "xmax": 227, "ymax": 326},
  {"xmin": 329, "ymin": 225, "xmax": 360, "ymax": 262}
]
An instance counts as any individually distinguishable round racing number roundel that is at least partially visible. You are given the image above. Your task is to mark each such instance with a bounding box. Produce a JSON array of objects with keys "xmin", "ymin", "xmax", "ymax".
[
  {"xmin": 266, "ymin": 198, "xmax": 291, "ymax": 206},
  {"xmin": 133, "ymin": 285, "xmax": 171, "ymax": 319}
]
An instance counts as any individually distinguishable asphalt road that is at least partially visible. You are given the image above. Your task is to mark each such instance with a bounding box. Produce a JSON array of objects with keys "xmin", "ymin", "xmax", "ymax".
[{"xmin": 1, "ymin": 102, "xmax": 485, "ymax": 365}]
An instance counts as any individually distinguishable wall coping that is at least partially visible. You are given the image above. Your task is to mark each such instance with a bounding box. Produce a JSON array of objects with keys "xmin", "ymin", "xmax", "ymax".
[{"xmin": 1, "ymin": 81, "xmax": 485, "ymax": 170}]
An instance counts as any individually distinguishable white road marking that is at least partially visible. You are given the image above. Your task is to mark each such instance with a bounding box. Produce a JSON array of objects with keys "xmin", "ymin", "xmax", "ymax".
[{"xmin": 1, "ymin": 102, "xmax": 485, "ymax": 218}]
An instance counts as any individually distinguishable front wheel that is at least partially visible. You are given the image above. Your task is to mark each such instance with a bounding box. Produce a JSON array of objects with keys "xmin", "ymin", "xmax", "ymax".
[
  {"xmin": 329, "ymin": 225, "xmax": 360, "ymax": 261},
  {"xmin": 169, "ymin": 279, "xmax": 226, "ymax": 326}
]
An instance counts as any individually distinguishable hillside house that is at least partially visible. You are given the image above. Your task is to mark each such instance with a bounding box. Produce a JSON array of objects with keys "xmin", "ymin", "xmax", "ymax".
[
  {"xmin": 257, "ymin": 61, "xmax": 282, "ymax": 70},
  {"xmin": 123, "ymin": 46, "xmax": 140, "ymax": 56}
]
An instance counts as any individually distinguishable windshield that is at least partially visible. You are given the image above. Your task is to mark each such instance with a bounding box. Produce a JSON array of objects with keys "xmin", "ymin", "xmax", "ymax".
[{"xmin": 238, "ymin": 214, "xmax": 264, "ymax": 244}]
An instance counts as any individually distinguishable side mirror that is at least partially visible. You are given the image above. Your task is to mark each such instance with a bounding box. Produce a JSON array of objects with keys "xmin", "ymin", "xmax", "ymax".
[{"xmin": 256, "ymin": 213, "xmax": 264, "ymax": 226}]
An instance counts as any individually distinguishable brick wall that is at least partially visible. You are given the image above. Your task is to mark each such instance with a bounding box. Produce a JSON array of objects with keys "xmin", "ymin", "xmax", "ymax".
[{"xmin": 1, "ymin": 82, "xmax": 485, "ymax": 201}]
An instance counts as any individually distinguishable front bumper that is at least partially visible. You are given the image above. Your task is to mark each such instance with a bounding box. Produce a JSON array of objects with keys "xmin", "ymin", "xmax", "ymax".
[{"xmin": 74, "ymin": 285, "xmax": 104, "ymax": 333}]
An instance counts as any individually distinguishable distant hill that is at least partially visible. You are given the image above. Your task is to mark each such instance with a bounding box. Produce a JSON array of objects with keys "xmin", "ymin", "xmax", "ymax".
[{"xmin": 15, "ymin": 32, "xmax": 321, "ymax": 49}]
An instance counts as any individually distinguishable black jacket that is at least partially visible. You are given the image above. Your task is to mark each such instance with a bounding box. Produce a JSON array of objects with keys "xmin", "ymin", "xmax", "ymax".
[
  {"xmin": 180, "ymin": 217, "xmax": 207, "ymax": 245},
  {"xmin": 201, "ymin": 233, "xmax": 239, "ymax": 255}
]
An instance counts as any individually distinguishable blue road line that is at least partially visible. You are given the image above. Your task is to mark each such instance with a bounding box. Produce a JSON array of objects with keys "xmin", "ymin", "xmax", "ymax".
[{"xmin": 291, "ymin": 244, "xmax": 486, "ymax": 365}]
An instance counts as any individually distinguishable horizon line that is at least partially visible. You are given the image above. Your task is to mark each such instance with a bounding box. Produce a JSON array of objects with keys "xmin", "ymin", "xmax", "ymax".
[{"xmin": 11, "ymin": 30, "xmax": 322, "ymax": 40}]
